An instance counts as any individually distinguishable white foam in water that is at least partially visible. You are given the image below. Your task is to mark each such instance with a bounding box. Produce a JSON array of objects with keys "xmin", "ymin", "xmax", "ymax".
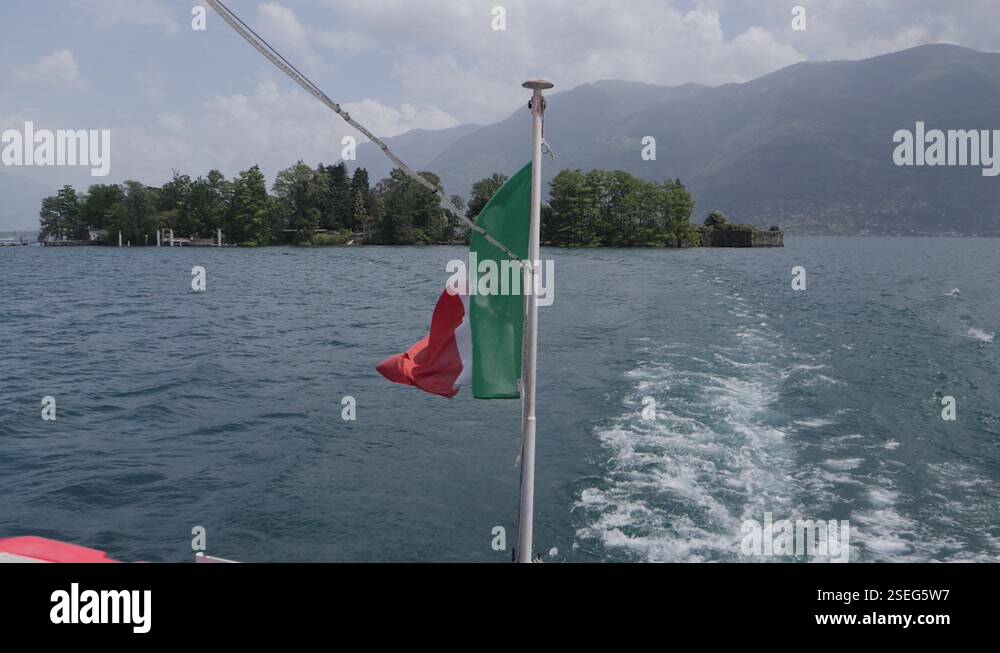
[
  {"xmin": 576, "ymin": 292, "xmax": 806, "ymax": 562},
  {"xmin": 966, "ymin": 327, "xmax": 995, "ymax": 343},
  {"xmin": 852, "ymin": 509, "xmax": 916, "ymax": 557},
  {"xmin": 822, "ymin": 458, "xmax": 863, "ymax": 471},
  {"xmin": 867, "ymin": 488, "xmax": 899, "ymax": 508},
  {"xmin": 793, "ymin": 418, "xmax": 836, "ymax": 429},
  {"xmin": 578, "ymin": 271, "xmax": 999, "ymax": 563},
  {"xmin": 849, "ymin": 464, "xmax": 1000, "ymax": 562},
  {"xmin": 574, "ymin": 287, "xmax": 978, "ymax": 563}
]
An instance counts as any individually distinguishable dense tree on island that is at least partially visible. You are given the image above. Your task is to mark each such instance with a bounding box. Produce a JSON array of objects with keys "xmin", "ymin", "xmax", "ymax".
[
  {"xmin": 545, "ymin": 169, "xmax": 697, "ymax": 246},
  {"xmin": 273, "ymin": 162, "xmax": 325, "ymax": 243},
  {"xmin": 322, "ymin": 162, "xmax": 351, "ymax": 231},
  {"xmin": 466, "ymin": 173, "xmax": 508, "ymax": 222},
  {"xmin": 663, "ymin": 178, "xmax": 699, "ymax": 247},
  {"xmin": 78, "ymin": 184, "xmax": 124, "ymax": 235},
  {"xmin": 39, "ymin": 186, "xmax": 80, "ymax": 241},
  {"xmin": 374, "ymin": 169, "xmax": 448, "ymax": 245},
  {"xmin": 448, "ymin": 194, "xmax": 468, "ymax": 243},
  {"xmin": 353, "ymin": 190, "xmax": 371, "ymax": 242},
  {"xmin": 349, "ymin": 167, "xmax": 376, "ymax": 232},
  {"xmin": 156, "ymin": 172, "xmax": 191, "ymax": 236},
  {"xmin": 107, "ymin": 181, "xmax": 159, "ymax": 245},
  {"xmin": 547, "ymin": 169, "xmax": 586, "ymax": 244},
  {"xmin": 38, "ymin": 161, "xmax": 729, "ymax": 247},
  {"xmin": 228, "ymin": 166, "xmax": 275, "ymax": 245}
]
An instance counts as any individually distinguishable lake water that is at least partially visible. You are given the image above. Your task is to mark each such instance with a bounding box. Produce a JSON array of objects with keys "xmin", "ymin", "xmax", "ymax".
[{"xmin": 1, "ymin": 238, "xmax": 998, "ymax": 562}]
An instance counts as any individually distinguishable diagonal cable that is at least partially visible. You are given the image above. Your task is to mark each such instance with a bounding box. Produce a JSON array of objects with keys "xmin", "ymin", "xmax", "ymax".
[{"xmin": 205, "ymin": 0, "xmax": 524, "ymax": 263}]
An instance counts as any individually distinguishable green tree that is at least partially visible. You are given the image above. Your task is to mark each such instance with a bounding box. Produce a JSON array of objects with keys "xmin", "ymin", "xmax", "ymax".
[
  {"xmin": 663, "ymin": 178, "xmax": 697, "ymax": 247},
  {"xmin": 466, "ymin": 173, "xmax": 508, "ymax": 222},
  {"xmin": 548, "ymin": 169, "xmax": 680, "ymax": 247},
  {"xmin": 203, "ymin": 169, "xmax": 231, "ymax": 235},
  {"xmin": 182, "ymin": 170, "xmax": 231, "ymax": 237},
  {"xmin": 540, "ymin": 203, "xmax": 554, "ymax": 243},
  {"xmin": 705, "ymin": 210, "xmax": 730, "ymax": 229},
  {"xmin": 181, "ymin": 179, "xmax": 209, "ymax": 236},
  {"xmin": 548, "ymin": 169, "xmax": 588, "ymax": 245},
  {"xmin": 635, "ymin": 180, "xmax": 666, "ymax": 245},
  {"xmin": 582, "ymin": 170, "xmax": 612, "ymax": 245},
  {"xmin": 228, "ymin": 165, "xmax": 273, "ymax": 244},
  {"xmin": 78, "ymin": 184, "xmax": 124, "ymax": 237},
  {"xmin": 604, "ymin": 171, "xmax": 639, "ymax": 246},
  {"xmin": 352, "ymin": 190, "xmax": 371, "ymax": 242},
  {"xmin": 374, "ymin": 169, "xmax": 444, "ymax": 245},
  {"xmin": 349, "ymin": 167, "xmax": 374, "ymax": 231},
  {"xmin": 447, "ymin": 194, "xmax": 466, "ymax": 243},
  {"xmin": 367, "ymin": 193, "xmax": 385, "ymax": 244},
  {"xmin": 39, "ymin": 186, "xmax": 80, "ymax": 241},
  {"xmin": 107, "ymin": 181, "xmax": 160, "ymax": 245},
  {"xmin": 410, "ymin": 171, "xmax": 447, "ymax": 243},
  {"xmin": 324, "ymin": 162, "xmax": 351, "ymax": 230},
  {"xmin": 273, "ymin": 162, "xmax": 326, "ymax": 242},
  {"xmin": 157, "ymin": 171, "xmax": 191, "ymax": 235}
]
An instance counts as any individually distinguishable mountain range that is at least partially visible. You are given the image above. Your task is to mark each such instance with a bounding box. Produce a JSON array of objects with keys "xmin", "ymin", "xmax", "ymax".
[
  {"xmin": 7, "ymin": 44, "xmax": 999, "ymax": 236},
  {"xmin": 357, "ymin": 44, "xmax": 1000, "ymax": 236}
]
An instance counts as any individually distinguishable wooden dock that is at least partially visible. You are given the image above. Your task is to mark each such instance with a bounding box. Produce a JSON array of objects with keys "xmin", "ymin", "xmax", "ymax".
[{"xmin": 40, "ymin": 240, "xmax": 99, "ymax": 247}]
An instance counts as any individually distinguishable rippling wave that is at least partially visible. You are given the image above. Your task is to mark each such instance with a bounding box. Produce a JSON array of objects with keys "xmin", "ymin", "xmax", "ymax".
[{"xmin": 2, "ymin": 239, "xmax": 999, "ymax": 562}]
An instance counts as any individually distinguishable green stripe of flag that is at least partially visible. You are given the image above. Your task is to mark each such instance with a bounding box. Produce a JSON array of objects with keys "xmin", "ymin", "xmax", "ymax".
[{"xmin": 470, "ymin": 162, "xmax": 532, "ymax": 399}]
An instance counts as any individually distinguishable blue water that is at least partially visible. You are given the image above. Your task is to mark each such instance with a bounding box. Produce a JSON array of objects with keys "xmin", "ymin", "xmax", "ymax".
[{"xmin": 1, "ymin": 238, "xmax": 998, "ymax": 561}]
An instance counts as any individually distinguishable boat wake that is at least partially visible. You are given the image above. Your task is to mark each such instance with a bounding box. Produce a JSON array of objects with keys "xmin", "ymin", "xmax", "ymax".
[{"xmin": 575, "ymin": 292, "xmax": 802, "ymax": 561}]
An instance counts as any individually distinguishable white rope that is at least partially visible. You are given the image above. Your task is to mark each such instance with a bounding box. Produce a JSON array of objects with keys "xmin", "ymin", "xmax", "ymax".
[{"xmin": 205, "ymin": 0, "xmax": 524, "ymax": 264}]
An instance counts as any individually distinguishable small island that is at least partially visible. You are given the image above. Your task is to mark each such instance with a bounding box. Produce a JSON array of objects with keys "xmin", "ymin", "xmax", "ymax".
[
  {"xmin": 699, "ymin": 211, "xmax": 784, "ymax": 248},
  {"xmin": 37, "ymin": 163, "xmax": 781, "ymax": 248}
]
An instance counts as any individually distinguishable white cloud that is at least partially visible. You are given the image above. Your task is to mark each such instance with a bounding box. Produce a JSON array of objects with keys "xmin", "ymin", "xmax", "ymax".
[
  {"xmin": 257, "ymin": 3, "xmax": 310, "ymax": 52},
  {"xmin": 103, "ymin": 79, "xmax": 459, "ymax": 186},
  {"xmin": 80, "ymin": 0, "xmax": 180, "ymax": 35},
  {"xmin": 326, "ymin": 0, "xmax": 808, "ymax": 122},
  {"xmin": 343, "ymin": 99, "xmax": 459, "ymax": 134},
  {"xmin": 311, "ymin": 29, "xmax": 377, "ymax": 55},
  {"xmin": 156, "ymin": 113, "xmax": 186, "ymax": 134},
  {"xmin": 17, "ymin": 50, "xmax": 83, "ymax": 88},
  {"xmin": 254, "ymin": 3, "xmax": 377, "ymax": 75},
  {"xmin": 13, "ymin": 0, "xmax": 1000, "ymax": 201},
  {"xmin": 698, "ymin": 0, "xmax": 995, "ymax": 60},
  {"xmin": 319, "ymin": 0, "xmax": 1000, "ymax": 123}
]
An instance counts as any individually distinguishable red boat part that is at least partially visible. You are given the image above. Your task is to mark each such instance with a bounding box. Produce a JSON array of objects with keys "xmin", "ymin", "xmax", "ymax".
[{"xmin": 0, "ymin": 536, "xmax": 119, "ymax": 563}]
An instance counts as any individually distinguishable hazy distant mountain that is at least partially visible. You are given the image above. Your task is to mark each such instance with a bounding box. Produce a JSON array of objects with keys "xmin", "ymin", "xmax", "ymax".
[
  {"xmin": 429, "ymin": 80, "xmax": 709, "ymax": 207},
  {"xmin": 353, "ymin": 123, "xmax": 483, "ymax": 185},
  {"xmin": 385, "ymin": 44, "xmax": 1000, "ymax": 235},
  {"xmin": 11, "ymin": 45, "xmax": 999, "ymax": 236},
  {"xmin": 615, "ymin": 43, "xmax": 1000, "ymax": 235},
  {"xmin": 0, "ymin": 171, "xmax": 53, "ymax": 232}
]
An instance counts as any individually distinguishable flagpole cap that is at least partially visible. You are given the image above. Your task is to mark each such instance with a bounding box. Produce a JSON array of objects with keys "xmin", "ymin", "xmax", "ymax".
[{"xmin": 522, "ymin": 80, "xmax": 554, "ymax": 91}]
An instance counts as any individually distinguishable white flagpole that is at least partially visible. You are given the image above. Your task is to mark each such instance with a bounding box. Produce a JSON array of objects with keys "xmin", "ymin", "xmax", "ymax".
[{"xmin": 517, "ymin": 79, "xmax": 552, "ymax": 563}]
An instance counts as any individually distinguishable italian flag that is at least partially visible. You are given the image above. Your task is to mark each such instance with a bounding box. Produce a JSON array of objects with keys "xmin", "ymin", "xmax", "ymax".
[{"xmin": 377, "ymin": 163, "xmax": 532, "ymax": 399}]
